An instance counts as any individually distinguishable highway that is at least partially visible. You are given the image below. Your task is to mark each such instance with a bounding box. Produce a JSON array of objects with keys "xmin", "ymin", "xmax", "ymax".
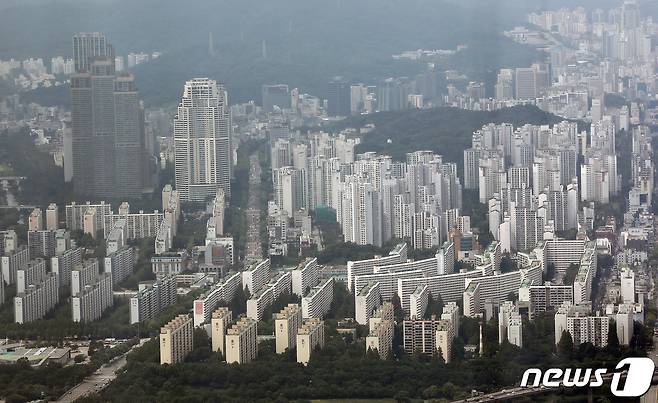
[
  {"xmin": 55, "ymin": 339, "xmax": 147, "ymax": 402},
  {"xmin": 244, "ymin": 154, "xmax": 263, "ymax": 263},
  {"xmin": 55, "ymin": 355, "xmax": 128, "ymax": 402}
]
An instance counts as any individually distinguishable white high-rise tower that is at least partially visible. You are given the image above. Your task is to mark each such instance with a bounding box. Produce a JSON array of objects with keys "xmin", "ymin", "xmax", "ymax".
[{"xmin": 174, "ymin": 78, "xmax": 232, "ymax": 202}]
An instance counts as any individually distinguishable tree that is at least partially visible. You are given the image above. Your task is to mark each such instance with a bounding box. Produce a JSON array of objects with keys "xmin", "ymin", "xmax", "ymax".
[
  {"xmin": 557, "ymin": 330, "xmax": 574, "ymax": 359},
  {"xmin": 73, "ymin": 354, "xmax": 85, "ymax": 364},
  {"xmin": 422, "ymin": 385, "xmax": 440, "ymax": 399},
  {"xmin": 394, "ymin": 390, "xmax": 411, "ymax": 403},
  {"xmin": 546, "ymin": 263, "xmax": 556, "ymax": 282},
  {"xmin": 426, "ymin": 294, "xmax": 444, "ymax": 317},
  {"xmin": 499, "ymin": 254, "xmax": 517, "ymax": 273},
  {"xmin": 563, "ymin": 263, "xmax": 579, "ymax": 285},
  {"xmin": 606, "ymin": 320, "xmax": 620, "ymax": 355}
]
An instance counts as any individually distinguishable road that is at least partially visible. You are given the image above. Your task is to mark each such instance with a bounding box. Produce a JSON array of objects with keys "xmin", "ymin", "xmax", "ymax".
[
  {"xmin": 244, "ymin": 154, "xmax": 264, "ymax": 262},
  {"xmin": 55, "ymin": 340, "xmax": 147, "ymax": 402}
]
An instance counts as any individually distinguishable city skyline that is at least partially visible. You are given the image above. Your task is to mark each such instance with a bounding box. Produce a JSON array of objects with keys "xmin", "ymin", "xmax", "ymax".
[{"xmin": 0, "ymin": 0, "xmax": 657, "ymax": 401}]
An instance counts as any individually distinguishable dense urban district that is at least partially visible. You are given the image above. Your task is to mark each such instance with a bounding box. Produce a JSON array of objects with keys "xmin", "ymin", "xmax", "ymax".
[{"xmin": 0, "ymin": 0, "xmax": 658, "ymax": 402}]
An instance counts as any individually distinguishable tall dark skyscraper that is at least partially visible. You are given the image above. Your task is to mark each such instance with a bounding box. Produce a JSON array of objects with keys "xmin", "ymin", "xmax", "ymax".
[
  {"xmin": 69, "ymin": 33, "xmax": 150, "ymax": 199},
  {"xmin": 72, "ymin": 32, "xmax": 115, "ymax": 73},
  {"xmin": 327, "ymin": 77, "xmax": 350, "ymax": 117}
]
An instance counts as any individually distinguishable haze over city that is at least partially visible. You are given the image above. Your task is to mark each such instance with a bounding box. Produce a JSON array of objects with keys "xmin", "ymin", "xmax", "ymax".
[{"xmin": 0, "ymin": 0, "xmax": 658, "ymax": 402}]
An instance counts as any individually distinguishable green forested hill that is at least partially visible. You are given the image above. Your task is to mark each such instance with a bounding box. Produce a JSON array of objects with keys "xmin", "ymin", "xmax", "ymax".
[{"xmin": 340, "ymin": 105, "xmax": 572, "ymax": 165}]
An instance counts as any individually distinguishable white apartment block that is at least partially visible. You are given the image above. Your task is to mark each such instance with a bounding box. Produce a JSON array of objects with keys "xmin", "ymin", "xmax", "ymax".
[
  {"xmin": 51, "ymin": 247, "xmax": 83, "ymax": 286},
  {"xmin": 437, "ymin": 241, "xmax": 456, "ymax": 275},
  {"xmin": 103, "ymin": 204, "xmax": 165, "ymax": 239},
  {"xmin": 498, "ymin": 301, "xmax": 522, "ymax": 348},
  {"xmin": 615, "ymin": 304, "xmax": 634, "ymax": 346},
  {"xmin": 297, "ymin": 318, "xmax": 325, "ymax": 365},
  {"xmin": 71, "ymin": 259, "xmax": 100, "ymax": 295},
  {"xmin": 573, "ymin": 243, "xmax": 597, "ymax": 305},
  {"xmin": 346, "ymin": 243, "xmax": 407, "ymax": 291},
  {"xmin": 154, "ymin": 218, "xmax": 172, "ymax": 255},
  {"xmin": 463, "ymin": 265, "xmax": 542, "ymax": 313},
  {"xmin": 226, "ymin": 317, "xmax": 258, "ymax": 364},
  {"xmin": 355, "ymin": 282, "xmax": 381, "ymax": 325},
  {"xmin": 106, "ymin": 219, "xmax": 127, "ymax": 254},
  {"xmin": 130, "ymin": 275, "xmax": 178, "ymax": 324},
  {"xmin": 266, "ymin": 271, "xmax": 292, "ymax": 301},
  {"xmin": 28, "ymin": 208, "xmax": 43, "ymax": 231},
  {"xmin": 620, "ymin": 266, "xmax": 635, "ymax": 303},
  {"xmin": 292, "ymin": 257, "xmax": 320, "ymax": 297},
  {"xmin": 534, "ymin": 239, "xmax": 585, "ymax": 274},
  {"xmin": 518, "ymin": 282, "xmax": 573, "ymax": 314},
  {"xmin": 555, "ymin": 302, "xmax": 609, "ymax": 347},
  {"xmin": 247, "ymin": 271, "xmax": 292, "ymax": 321},
  {"xmin": 104, "ymin": 246, "xmax": 135, "ymax": 285},
  {"xmin": 17, "ymin": 259, "xmax": 47, "ymax": 294},
  {"xmin": 397, "ymin": 268, "xmax": 486, "ymax": 315},
  {"xmin": 83, "ymin": 208, "xmax": 100, "ymax": 238},
  {"xmin": 211, "ymin": 307, "xmax": 233, "ymax": 355},
  {"xmin": 46, "ymin": 203, "xmax": 59, "ymax": 230},
  {"xmin": 0, "ymin": 230, "xmax": 18, "ymax": 256},
  {"xmin": 356, "ymin": 269, "xmax": 424, "ymax": 303},
  {"xmin": 247, "ymin": 286, "xmax": 273, "ymax": 321},
  {"xmin": 242, "ymin": 259, "xmax": 270, "ymax": 295},
  {"xmin": 302, "ymin": 278, "xmax": 334, "ymax": 319},
  {"xmin": 14, "ymin": 273, "xmax": 59, "ymax": 324},
  {"xmin": 435, "ymin": 320, "xmax": 454, "ymax": 363},
  {"xmin": 65, "ymin": 202, "xmax": 111, "ymax": 232},
  {"xmin": 441, "ymin": 302, "xmax": 460, "ymax": 336},
  {"xmin": 1, "ymin": 246, "xmax": 29, "ymax": 285},
  {"xmin": 463, "ymin": 281, "xmax": 481, "ymax": 318},
  {"xmin": 274, "ymin": 303, "xmax": 303, "ymax": 354},
  {"xmin": 71, "ymin": 272, "xmax": 113, "ymax": 322},
  {"xmin": 193, "ymin": 272, "xmax": 241, "ymax": 327},
  {"xmin": 210, "ymin": 188, "xmax": 225, "ymax": 236},
  {"xmin": 409, "ymin": 285, "xmax": 429, "ymax": 319},
  {"xmin": 160, "ymin": 314, "xmax": 194, "ymax": 365}
]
